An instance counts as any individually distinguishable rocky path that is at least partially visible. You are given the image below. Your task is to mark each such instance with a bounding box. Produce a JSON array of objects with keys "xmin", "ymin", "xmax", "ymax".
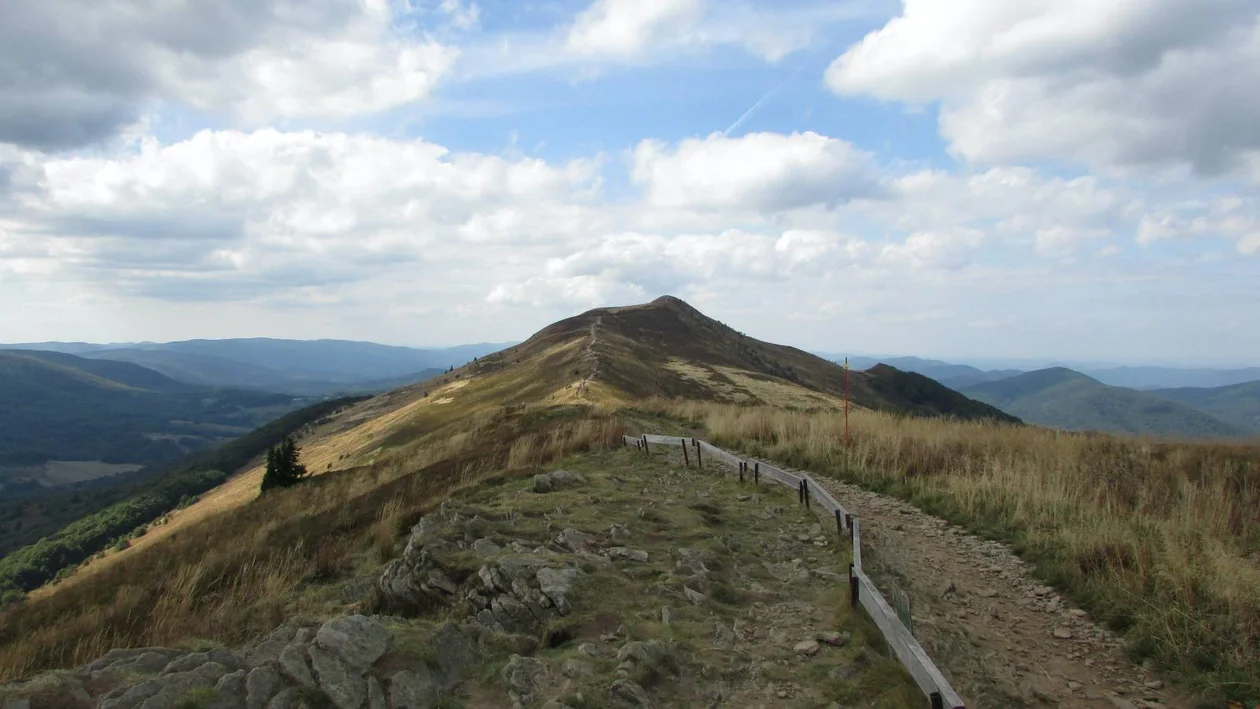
[
  {"xmin": 800, "ymin": 474, "xmax": 1192, "ymax": 709},
  {"xmin": 576, "ymin": 315, "xmax": 602, "ymax": 399}
]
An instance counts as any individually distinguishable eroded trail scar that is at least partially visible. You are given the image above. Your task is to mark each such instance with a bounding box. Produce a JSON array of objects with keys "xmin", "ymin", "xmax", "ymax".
[
  {"xmin": 576, "ymin": 315, "xmax": 602, "ymax": 399},
  {"xmin": 806, "ymin": 475, "xmax": 1190, "ymax": 709}
]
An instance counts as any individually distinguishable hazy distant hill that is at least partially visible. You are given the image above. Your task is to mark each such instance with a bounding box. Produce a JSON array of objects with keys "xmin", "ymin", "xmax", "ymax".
[
  {"xmin": 1084, "ymin": 365, "xmax": 1260, "ymax": 390},
  {"xmin": 2, "ymin": 339, "xmax": 510, "ymax": 395},
  {"xmin": 830, "ymin": 356, "xmax": 1023, "ymax": 389},
  {"xmin": 0, "ymin": 350, "xmax": 297, "ymax": 470},
  {"xmin": 960, "ymin": 368, "xmax": 1247, "ymax": 438},
  {"xmin": 1151, "ymin": 380, "xmax": 1260, "ymax": 432}
]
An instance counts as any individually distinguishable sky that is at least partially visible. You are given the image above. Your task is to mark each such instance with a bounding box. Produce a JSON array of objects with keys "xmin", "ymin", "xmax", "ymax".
[{"xmin": 1, "ymin": 0, "xmax": 1258, "ymax": 366}]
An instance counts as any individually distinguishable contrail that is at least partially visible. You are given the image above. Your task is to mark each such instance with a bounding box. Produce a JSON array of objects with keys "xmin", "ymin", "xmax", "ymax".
[{"xmin": 723, "ymin": 61, "xmax": 808, "ymax": 137}]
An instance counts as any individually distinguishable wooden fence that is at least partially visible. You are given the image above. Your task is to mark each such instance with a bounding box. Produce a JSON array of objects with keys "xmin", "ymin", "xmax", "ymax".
[{"xmin": 623, "ymin": 433, "xmax": 966, "ymax": 709}]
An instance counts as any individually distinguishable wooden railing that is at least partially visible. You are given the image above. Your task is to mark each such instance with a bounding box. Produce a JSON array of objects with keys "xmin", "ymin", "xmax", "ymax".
[{"xmin": 623, "ymin": 433, "xmax": 966, "ymax": 709}]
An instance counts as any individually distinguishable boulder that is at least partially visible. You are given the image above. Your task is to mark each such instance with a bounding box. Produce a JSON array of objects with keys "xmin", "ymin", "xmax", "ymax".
[
  {"xmin": 501, "ymin": 655, "xmax": 548, "ymax": 707},
  {"xmin": 431, "ymin": 622, "xmax": 479, "ymax": 687},
  {"xmin": 315, "ymin": 615, "xmax": 394, "ymax": 672},
  {"xmin": 246, "ymin": 625, "xmax": 299, "ymax": 668},
  {"xmin": 388, "ymin": 669, "xmax": 437, "ymax": 709},
  {"xmin": 308, "ymin": 645, "xmax": 365, "ymax": 709},
  {"xmin": 245, "ymin": 665, "xmax": 285, "ymax": 709},
  {"xmin": 609, "ymin": 679, "xmax": 655, "ymax": 708},
  {"xmin": 211, "ymin": 669, "xmax": 249, "ymax": 709},
  {"xmin": 367, "ymin": 676, "xmax": 387, "ymax": 709},
  {"xmin": 277, "ymin": 643, "xmax": 315, "ymax": 689},
  {"xmin": 536, "ymin": 567, "xmax": 582, "ymax": 615},
  {"xmin": 532, "ymin": 474, "xmax": 554, "ymax": 494}
]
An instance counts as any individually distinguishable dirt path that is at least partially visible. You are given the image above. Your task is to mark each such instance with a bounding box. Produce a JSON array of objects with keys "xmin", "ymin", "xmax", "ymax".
[
  {"xmin": 793, "ymin": 474, "xmax": 1193, "ymax": 709},
  {"xmin": 576, "ymin": 315, "xmax": 602, "ymax": 399}
]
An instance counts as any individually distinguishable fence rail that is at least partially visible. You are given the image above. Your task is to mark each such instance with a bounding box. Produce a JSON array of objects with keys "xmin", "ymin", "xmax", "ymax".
[{"xmin": 623, "ymin": 433, "xmax": 965, "ymax": 709}]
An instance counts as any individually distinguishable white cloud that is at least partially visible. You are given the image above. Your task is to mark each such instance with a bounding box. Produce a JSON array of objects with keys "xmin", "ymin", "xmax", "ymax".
[
  {"xmin": 5, "ymin": 129, "xmax": 601, "ymax": 299},
  {"xmin": 566, "ymin": 0, "xmax": 704, "ymax": 57},
  {"xmin": 631, "ymin": 132, "xmax": 882, "ymax": 212},
  {"xmin": 0, "ymin": 0, "xmax": 457, "ymax": 148},
  {"xmin": 826, "ymin": 0, "xmax": 1260, "ymax": 174},
  {"xmin": 877, "ymin": 229, "xmax": 985, "ymax": 270}
]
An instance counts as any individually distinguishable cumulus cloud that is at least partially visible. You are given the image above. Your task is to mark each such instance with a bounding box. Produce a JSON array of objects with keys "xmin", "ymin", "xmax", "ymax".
[
  {"xmin": 566, "ymin": 0, "xmax": 704, "ymax": 57},
  {"xmin": 4, "ymin": 129, "xmax": 601, "ymax": 299},
  {"xmin": 631, "ymin": 132, "xmax": 882, "ymax": 212},
  {"xmin": 0, "ymin": 0, "xmax": 455, "ymax": 149},
  {"xmin": 825, "ymin": 0, "xmax": 1260, "ymax": 174}
]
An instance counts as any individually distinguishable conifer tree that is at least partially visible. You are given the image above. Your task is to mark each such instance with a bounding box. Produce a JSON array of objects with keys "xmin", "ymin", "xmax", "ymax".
[{"xmin": 260, "ymin": 436, "xmax": 308, "ymax": 492}]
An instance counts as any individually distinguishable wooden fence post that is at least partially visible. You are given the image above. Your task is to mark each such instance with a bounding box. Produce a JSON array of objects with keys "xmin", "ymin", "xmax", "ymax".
[
  {"xmin": 739, "ymin": 462, "xmax": 745, "ymax": 483},
  {"xmin": 848, "ymin": 563, "xmax": 858, "ymax": 608},
  {"xmin": 754, "ymin": 462, "xmax": 759, "ymax": 484},
  {"xmin": 929, "ymin": 692, "xmax": 944, "ymax": 709},
  {"xmin": 845, "ymin": 514, "xmax": 854, "ymax": 542},
  {"xmin": 695, "ymin": 440, "xmax": 702, "ymax": 469},
  {"xmin": 834, "ymin": 509, "xmax": 843, "ymax": 540},
  {"xmin": 797, "ymin": 479, "xmax": 803, "ymax": 504},
  {"xmin": 803, "ymin": 479, "xmax": 811, "ymax": 509},
  {"xmin": 681, "ymin": 440, "xmax": 690, "ymax": 466},
  {"xmin": 642, "ymin": 434, "xmax": 649, "ymax": 454}
]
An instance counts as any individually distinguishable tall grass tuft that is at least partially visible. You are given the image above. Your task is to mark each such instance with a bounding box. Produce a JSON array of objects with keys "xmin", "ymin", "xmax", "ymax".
[{"xmin": 646, "ymin": 398, "xmax": 1260, "ymax": 701}]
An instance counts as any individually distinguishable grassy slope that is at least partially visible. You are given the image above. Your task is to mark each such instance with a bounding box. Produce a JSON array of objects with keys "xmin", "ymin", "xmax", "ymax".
[
  {"xmin": 961, "ymin": 367, "xmax": 1247, "ymax": 438},
  {"xmin": 0, "ymin": 296, "xmax": 1021, "ymax": 684},
  {"xmin": 653, "ymin": 400, "xmax": 1260, "ymax": 702},
  {"xmin": 1151, "ymin": 379, "xmax": 1260, "ymax": 433},
  {"xmin": 0, "ymin": 350, "xmax": 296, "ymax": 467}
]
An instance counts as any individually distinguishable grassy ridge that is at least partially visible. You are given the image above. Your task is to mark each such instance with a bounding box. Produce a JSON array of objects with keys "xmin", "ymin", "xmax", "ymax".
[
  {"xmin": 647, "ymin": 399, "xmax": 1260, "ymax": 702},
  {"xmin": 0, "ymin": 405, "xmax": 622, "ymax": 680},
  {"xmin": 0, "ymin": 397, "xmax": 366, "ymax": 604}
]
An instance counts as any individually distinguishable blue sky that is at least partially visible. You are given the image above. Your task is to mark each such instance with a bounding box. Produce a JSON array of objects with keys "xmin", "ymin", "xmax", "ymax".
[{"xmin": 1, "ymin": 0, "xmax": 1258, "ymax": 365}]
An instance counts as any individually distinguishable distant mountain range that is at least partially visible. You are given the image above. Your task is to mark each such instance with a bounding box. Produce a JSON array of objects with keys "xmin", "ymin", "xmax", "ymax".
[
  {"xmin": 816, "ymin": 354, "xmax": 1260, "ymax": 438},
  {"xmin": 0, "ymin": 349, "xmax": 298, "ymax": 475},
  {"xmin": 958, "ymin": 368, "xmax": 1250, "ymax": 438},
  {"xmin": 2, "ymin": 338, "xmax": 511, "ymax": 395}
]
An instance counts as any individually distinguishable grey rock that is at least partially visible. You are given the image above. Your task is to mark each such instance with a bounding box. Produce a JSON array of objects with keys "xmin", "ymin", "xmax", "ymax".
[
  {"xmin": 308, "ymin": 645, "xmax": 365, "ymax": 709},
  {"xmin": 660, "ymin": 607, "xmax": 676, "ymax": 625},
  {"xmin": 536, "ymin": 567, "xmax": 582, "ymax": 615},
  {"xmin": 431, "ymin": 622, "xmax": 479, "ymax": 687},
  {"xmin": 315, "ymin": 615, "xmax": 394, "ymax": 672},
  {"xmin": 673, "ymin": 548, "xmax": 710, "ymax": 576},
  {"xmin": 212, "ymin": 669, "xmax": 249, "ymax": 709},
  {"xmin": 609, "ymin": 523, "xmax": 630, "ymax": 541},
  {"xmin": 278, "ymin": 643, "xmax": 316, "ymax": 689},
  {"xmin": 366, "ymin": 677, "xmax": 387, "ymax": 709},
  {"xmin": 478, "ymin": 565, "xmax": 512, "ymax": 594},
  {"xmin": 829, "ymin": 663, "xmax": 860, "ymax": 681},
  {"xmin": 682, "ymin": 586, "xmax": 706, "ymax": 605},
  {"xmin": 817, "ymin": 631, "xmax": 849, "ymax": 647},
  {"xmin": 548, "ymin": 470, "xmax": 585, "ymax": 488},
  {"xmin": 264, "ymin": 687, "xmax": 304, "ymax": 709},
  {"xmin": 472, "ymin": 537, "xmax": 502, "ymax": 555},
  {"xmin": 246, "ymin": 665, "xmax": 285, "ymax": 709},
  {"xmin": 606, "ymin": 547, "xmax": 649, "ymax": 563},
  {"xmin": 116, "ymin": 650, "xmax": 179, "ymax": 675},
  {"xmin": 388, "ymin": 669, "xmax": 437, "ymax": 709},
  {"xmin": 247, "ymin": 625, "xmax": 299, "ymax": 668},
  {"xmin": 1, "ymin": 700, "xmax": 31, "ymax": 709},
  {"xmin": 794, "ymin": 639, "xmax": 821, "ymax": 656},
  {"xmin": 166, "ymin": 651, "xmax": 238, "ymax": 675},
  {"xmin": 100, "ymin": 678, "xmax": 162, "ymax": 709},
  {"xmin": 135, "ymin": 662, "xmax": 231, "ymax": 709},
  {"xmin": 577, "ymin": 643, "xmax": 602, "ymax": 658},
  {"xmin": 502, "ymin": 655, "xmax": 548, "ymax": 707},
  {"xmin": 426, "ymin": 569, "xmax": 458, "ymax": 595},
  {"xmin": 609, "ymin": 679, "xmax": 655, "ymax": 708},
  {"xmin": 84, "ymin": 647, "xmax": 183, "ymax": 674},
  {"xmin": 532, "ymin": 474, "xmax": 554, "ymax": 493},
  {"xmin": 562, "ymin": 659, "xmax": 595, "ymax": 678},
  {"xmin": 555, "ymin": 528, "xmax": 596, "ymax": 551}
]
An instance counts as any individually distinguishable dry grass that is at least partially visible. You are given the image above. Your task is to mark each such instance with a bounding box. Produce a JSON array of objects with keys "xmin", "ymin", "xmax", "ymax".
[
  {"xmin": 0, "ymin": 406, "xmax": 624, "ymax": 682},
  {"xmin": 645, "ymin": 399, "xmax": 1260, "ymax": 702}
]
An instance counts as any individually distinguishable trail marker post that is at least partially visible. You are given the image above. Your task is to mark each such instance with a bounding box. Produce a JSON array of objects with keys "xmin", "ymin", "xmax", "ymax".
[{"xmin": 681, "ymin": 440, "xmax": 690, "ymax": 466}]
